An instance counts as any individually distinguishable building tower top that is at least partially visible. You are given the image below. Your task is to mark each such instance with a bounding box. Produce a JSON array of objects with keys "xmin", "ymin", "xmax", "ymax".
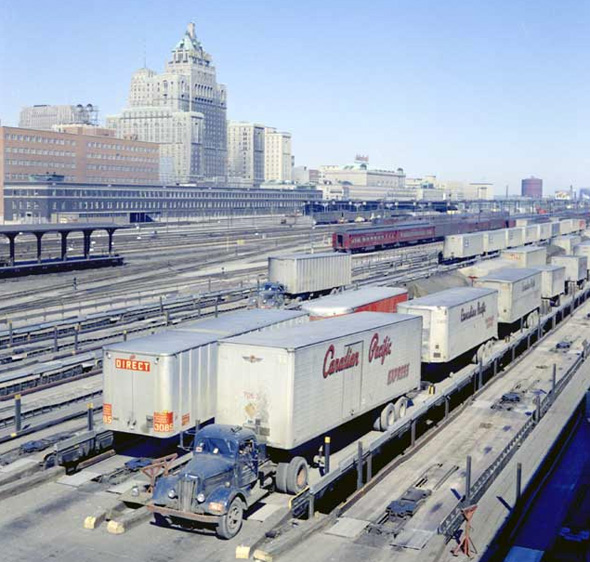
[{"xmin": 171, "ymin": 22, "xmax": 212, "ymax": 66}]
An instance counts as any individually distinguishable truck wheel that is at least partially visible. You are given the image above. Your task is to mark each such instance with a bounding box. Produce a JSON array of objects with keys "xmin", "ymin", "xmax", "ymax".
[
  {"xmin": 395, "ymin": 397, "xmax": 408, "ymax": 419},
  {"xmin": 275, "ymin": 462, "xmax": 288, "ymax": 493},
  {"xmin": 216, "ymin": 497, "xmax": 244, "ymax": 540},
  {"xmin": 378, "ymin": 403, "xmax": 396, "ymax": 431},
  {"xmin": 286, "ymin": 457, "xmax": 308, "ymax": 494}
]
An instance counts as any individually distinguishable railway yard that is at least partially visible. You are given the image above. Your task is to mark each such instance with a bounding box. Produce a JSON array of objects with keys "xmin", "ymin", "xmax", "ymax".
[{"xmin": 1, "ymin": 213, "xmax": 590, "ymax": 561}]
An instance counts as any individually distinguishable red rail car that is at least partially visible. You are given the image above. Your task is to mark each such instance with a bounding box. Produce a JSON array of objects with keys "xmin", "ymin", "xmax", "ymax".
[{"xmin": 333, "ymin": 214, "xmax": 514, "ymax": 253}]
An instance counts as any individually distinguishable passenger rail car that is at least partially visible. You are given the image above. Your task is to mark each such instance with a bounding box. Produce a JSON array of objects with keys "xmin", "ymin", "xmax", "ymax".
[{"xmin": 333, "ymin": 214, "xmax": 514, "ymax": 253}]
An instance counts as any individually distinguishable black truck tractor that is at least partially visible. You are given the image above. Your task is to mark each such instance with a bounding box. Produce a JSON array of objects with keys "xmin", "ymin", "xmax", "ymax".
[{"xmin": 149, "ymin": 424, "xmax": 309, "ymax": 539}]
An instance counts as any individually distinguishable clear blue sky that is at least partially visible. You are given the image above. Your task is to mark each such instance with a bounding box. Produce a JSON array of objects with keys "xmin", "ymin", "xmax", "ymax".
[{"xmin": 1, "ymin": 0, "xmax": 589, "ymax": 194}]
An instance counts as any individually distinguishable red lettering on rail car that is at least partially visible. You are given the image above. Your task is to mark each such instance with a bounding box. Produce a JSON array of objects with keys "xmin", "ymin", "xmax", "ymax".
[
  {"xmin": 368, "ymin": 333, "xmax": 392, "ymax": 364},
  {"xmin": 322, "ymin": 345, "xmax": 359, "ymax": 378},
  {"xmin": 387, "ymin": 364, "xmax": 410, "ymax": 384},
  {"xmin": 115, "ymin": 357, "xmax": 151, "ymax": 372}
]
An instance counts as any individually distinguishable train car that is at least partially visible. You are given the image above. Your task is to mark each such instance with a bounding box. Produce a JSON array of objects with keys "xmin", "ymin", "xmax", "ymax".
[
  {"xmin": 300, "ymin": 287, "xmax": 408, "ymax": 319},
  {"xmin": 333, "ymin": 213, "xmax": 513, "ymax": 254},
  {"xmin": 333, "ymin": 223, "xmax": 438, "ymax": 253},
  {"xmin": 0, "ymin": 350, "xmax": 102, "ymax": 397}
]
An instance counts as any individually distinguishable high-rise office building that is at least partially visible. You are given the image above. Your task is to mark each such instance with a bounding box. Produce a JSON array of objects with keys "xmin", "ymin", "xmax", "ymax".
[
  {"xmin": 108, "ymin": 23, "xmax": 227, "ymax": 183},
  {"xmin": 19, "ymin": 104, "xmax": 98, "ymax": 131},
  {"xmin": 521, "ymin": 177, "xmax": 543, "ymax": 198},
  {"xmin": 264, "ymin": 128, "xmax": 292, "ymax": 182},
  {"xmin": 227, "ymin": 122, "xmax": 265, "ymax": 186}
]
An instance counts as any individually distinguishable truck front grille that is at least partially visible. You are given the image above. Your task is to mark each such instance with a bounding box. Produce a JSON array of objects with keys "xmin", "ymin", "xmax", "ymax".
[{"xmin": 179, "ymin": 477, "xmax": 197, "ymax": 512}]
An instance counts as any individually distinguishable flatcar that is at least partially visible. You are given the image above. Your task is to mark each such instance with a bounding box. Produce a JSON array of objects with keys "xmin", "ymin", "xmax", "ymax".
[{"xmin": 0, "ymin": 350, "xmax": 102, "ymax": 398}]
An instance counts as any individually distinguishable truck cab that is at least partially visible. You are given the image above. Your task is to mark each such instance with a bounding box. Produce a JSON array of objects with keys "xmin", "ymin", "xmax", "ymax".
[
  {"xmin": 249, "ymin": 281, "xmax": 286, "ymax": 309},
  {"xmin": 149, "ymin": 425, "xmax": 266, "ymax": 539}
]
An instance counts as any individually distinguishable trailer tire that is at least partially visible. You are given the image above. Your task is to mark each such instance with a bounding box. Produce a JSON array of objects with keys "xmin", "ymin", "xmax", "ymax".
[
  {"xmin": 216, "ymin": 496, "xmax": 244, "ymax": 540},
  {"xmin": 379, "ymin": 403, "xmax": 396, "ymax": 431},
  {"xmin": 395, "ymin": 397, "xmax": 408, "ymax": 419},
  {"xmin": 275, "ymin": 462, "xmax": 288, "ymax": 493},
  {"xmin": 286, "ymin": 457, "xmax": 308, "ymax": 494}
]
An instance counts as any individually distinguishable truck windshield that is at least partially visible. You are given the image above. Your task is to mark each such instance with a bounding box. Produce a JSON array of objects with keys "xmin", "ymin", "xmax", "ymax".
[{"xmin": 194, "ymin": 437, "xmax": 236, "ymax": 457}]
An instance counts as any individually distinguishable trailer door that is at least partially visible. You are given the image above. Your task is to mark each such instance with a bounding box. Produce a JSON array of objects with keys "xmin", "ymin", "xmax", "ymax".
[{"xmin": 341, "ymin": 341, "xmax": 363, "ymax": 417}]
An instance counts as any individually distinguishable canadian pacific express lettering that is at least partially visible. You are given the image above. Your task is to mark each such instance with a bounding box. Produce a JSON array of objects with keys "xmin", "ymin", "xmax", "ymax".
[
  {"xmin": 323, "ymin": 345, "xmax": 359, "ymax": 378},
  {"xmin": 368, "ymin": 333, "xmax": 392, "ymax": 364}
]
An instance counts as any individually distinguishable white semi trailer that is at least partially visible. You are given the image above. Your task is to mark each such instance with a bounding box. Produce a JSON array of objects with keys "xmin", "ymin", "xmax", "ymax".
[{"xmin": 397, "ymin": 287, "xmax": 498, "ymax": 364}]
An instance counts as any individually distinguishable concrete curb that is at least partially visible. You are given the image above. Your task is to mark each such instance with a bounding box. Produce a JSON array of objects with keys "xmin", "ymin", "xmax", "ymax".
[
  {"xmin": 0, "ymin": 465, "xmax": 65, "ymax": 501},
  {"xmin": 252, "ymin": 513, "xmax": 333, "ymax": 562},
  {"xmin": 235, "ymin": 507, "xmax": 290, "ymax": 559},
  {"xmin": 0, "ymin": 462, "xmax": 42, "ymax": 487},
  {"xmin": 83, "ymin": 500, "xmax": 126, "ymax": 530},
  {"xmin": 107, "ymin": 506, "xmax": 151, "ymax": 534}
]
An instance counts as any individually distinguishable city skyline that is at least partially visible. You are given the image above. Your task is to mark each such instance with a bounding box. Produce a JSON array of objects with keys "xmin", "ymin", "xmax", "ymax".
[{"xmin": 1, "ymin": 0, "xmax": 589, "ymax": 194}]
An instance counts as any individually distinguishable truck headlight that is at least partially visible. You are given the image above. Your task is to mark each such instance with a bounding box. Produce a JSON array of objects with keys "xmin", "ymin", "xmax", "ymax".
[
  {"xmin": 197, "ymin": 493, "xmax": 205, "ymax": 503},
  {"xmin": 168, "ymin": 489, "xmax": 177, "ymax": 499},
  {"xmin": 208, "ymin": 501, "xmax": 224, "ymax": 514},
  {"xmin": 131, "ymin": 486, "xmax": 139, "ymax": 497}
]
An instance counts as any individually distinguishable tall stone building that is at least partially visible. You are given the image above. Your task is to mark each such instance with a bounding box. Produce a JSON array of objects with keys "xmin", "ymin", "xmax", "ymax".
[
  {"xmin": 108, "ymin": 23, "xmax": 227, "ymax": 183},
  {"xmin": 227, "ymin": 122, "xmax": 265, "ymax": 186},
  {"xmin": 19, "ymin": 104, "xmax": 98, "ymax": 131},
  {"xmin": 264, "ymin": 128, "xmax": 292, "ymax": 182}
]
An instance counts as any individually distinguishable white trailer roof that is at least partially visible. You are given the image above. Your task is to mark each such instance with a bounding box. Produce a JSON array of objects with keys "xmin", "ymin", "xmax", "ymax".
[
  {"xmin": 105, "ymin": 309, "xmax": 307, "ymax": 356},
  {"xmin": 105, "ymin": 331, "xmax": 218, "ymax": 356},
  {"xmin": 503, "ymin": 245, "xmax": 544, "ymax": 254},
  {"xmin": 301, "ymin": 287, "xmax": 406, "ymax": 315},
  {"xmin": 478, "ymin": 268, "xmax": 540, "ymax": 283},
  {"xmin": 222, "ymin": 312, "xmax": 417, "ymax": 349},
  {"xmin": 399, "ymin": 287, "xmax": 496, "ymax": 308},
  {"xmin": 531, "ymin": 264, "xmax": 564, "ymax": 272},
  {"xmin": 270, "ymin": 252, "xmax": 343, "ymax": 260},
  {"xmin": 179, "ymin": 309, "xmax": 307, "ymax": 334}
]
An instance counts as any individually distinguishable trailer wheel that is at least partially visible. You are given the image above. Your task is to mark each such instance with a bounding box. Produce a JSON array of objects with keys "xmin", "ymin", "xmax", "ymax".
[
  {"xmin": 216, "ymin": 496, "xmax": 244, "ymax": 540},
  {"xmin": 379, "ymin": 403, "xmax": 396, "ymax": 431},
  {"xmin": 275, "ymin": 462, "xmax": 288, "ymax": 493},
  {"xmin": 395, "ymin": 397, "xmax": 408, "ymax": 419},
  {"xmin": 286, "ymin": 457, "xmax": 308, "ymax": 494}
]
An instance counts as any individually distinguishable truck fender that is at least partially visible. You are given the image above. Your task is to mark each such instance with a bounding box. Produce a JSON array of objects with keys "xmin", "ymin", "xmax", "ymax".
[{"xmin": 206, "ymin": 486, "xmax": 248, "ymax": 512}]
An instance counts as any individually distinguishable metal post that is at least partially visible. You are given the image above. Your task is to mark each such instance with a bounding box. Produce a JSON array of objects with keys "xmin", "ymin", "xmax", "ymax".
[
  {"xmin": 527, "ymin": 334, "xmax": 531, "ymax": 350},
  {"xmin": 367, "ymin": 452, "xmax": 373, "ymax": 481},
  {"xmin": 53, "ymin": 326, "xmax": 58, "ymax": 351},
  {"xmin": 165, "ymin": 311, "xmax": 170, "ymax": 326},
  {"xmin": 87, "ymin": 402, "xmax": 94, "ymax": 431},
  {"xmin": 324, "ymin": 436, "xmax": 331, "ymax": 474},
  {"xmin": 478, "ymin": 362, "xmax": 483, "ymax": 390},
  {"xmin": 159, "ymin": 297, "xmax": 163, "ymax": 314},
  {"xmin": 198, "ymin": 298, "xmax": 202, "ymax": 317},
  {"xmin": 552, "ymin": 363, "xmax": 557, "ymax": 398},
  {"xmin": 465, "ymin": 455, "xmax": 472, "ymax": 504},
  {"xmin": 123, "ymin": 330, "xmax": 128, "ymax": 342},
  {"xmin": 411, "ymin": 420, "xmax": 417, "ymax": 447},
  {"xmin": 215, "ymin": 298, "xmax": 219, "ymax": 318},
  {"xmin": 493, "ymin": 359, "xmax": 498, "ymax": 377},
  {"xmin": 14, "ymin": 394, "xmax": 22, "ymax": 433},
  {"xmin": 307, "ymin": 494, "xmax": 315, "ymax": 519},
  {"xmin": 516, "ymin": 462, "xmax": 522, "ymax": 501},
  {"xmin": 8, "ymin": 320, "xmax": 13, "ymax": 347},
  {"xmin": 445, "ymin": 396, "xmax": 450, "ymax": 418},
  {"xmin": 356, "ymin": 442, "xmax": 363, "ymax": 490},
  {"xmin": 511, "ymin": 345, "xmax": 516, "ymax": 363},
  {"xmin": 535, "ymin": 395, "xmax": 541, "ymax": 422},
  {"xmin": 35, "ymin": 232, "xmax": 43, "ymax": 263},
  {"xmin": 74, "ymin": 325, "xmax": 79, "ymax": 352}
]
